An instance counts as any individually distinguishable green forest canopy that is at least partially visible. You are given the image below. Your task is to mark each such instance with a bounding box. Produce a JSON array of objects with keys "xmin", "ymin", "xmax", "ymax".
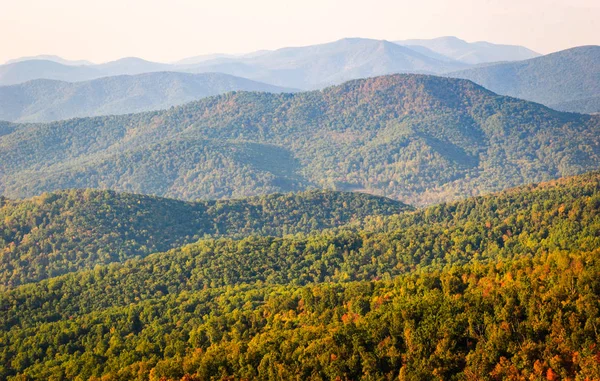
[
  {"xmin": 2, "ymin": 171, "xmax": 600, "ymax": 380},
  {"xmin": 0, "ymin": 189, "xmax": 408, "ymax": 288}
]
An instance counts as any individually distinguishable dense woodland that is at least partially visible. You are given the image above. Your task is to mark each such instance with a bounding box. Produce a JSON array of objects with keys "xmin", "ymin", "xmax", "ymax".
[
  {"xmin": 1, "ymin": 74, "xmax": 599, "ymax": 205},
  {"xmin": 0, "ymin": 189, "xmax": 407, "ymax": 288},
  {"xmin": 1, "ymin": 171, "xmax": 600, "ymax": 380},
  {"xmin": 0, "ymin": 25, "xmax": 598, "ymax": 381}
]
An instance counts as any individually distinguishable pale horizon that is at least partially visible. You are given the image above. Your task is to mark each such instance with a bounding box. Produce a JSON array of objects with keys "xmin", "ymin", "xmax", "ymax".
[{"xmin": 1, "ymin": 0, "xmax": 599, "ymax": 65}]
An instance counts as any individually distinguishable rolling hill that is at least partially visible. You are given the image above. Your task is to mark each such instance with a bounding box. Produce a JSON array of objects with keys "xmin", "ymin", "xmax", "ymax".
[
  {"xmin": 0, "ymin": 189, "xmax": 408, "ymax": 288},
  {"xmin": 448, "ymin": 45, "xmax": 600, "ymax": 113},
  {"xmin": 0, "ymin": 72, "xmax": 295, "ymax": 123},
  {"xmin": 396, "ymin": 36, "xmax": 541, "ymax": 64},
  {"xmin": 1, "ymin": 171, "xmax": 599, "ymax": 380},
  {"xmin": 1, "ymin": 74, "xmax": 599, "ymax": 206}
]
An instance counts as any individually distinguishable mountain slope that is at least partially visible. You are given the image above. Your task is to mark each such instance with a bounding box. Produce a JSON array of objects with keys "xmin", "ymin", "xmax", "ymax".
[
  {"xmin": 1, "ymin": 74, "xmax": 599, "ymax": 205},
  {"xmin": 2, "ymin": 172, "xmax": 599, "ymax": 380},
  {"xmin": 396, "ymin": 36, "xmax": 541, "ymax": 64},
  {"xmin": 0, "ymin": 188, "xmax": 408, "ymax": 288},
  {"xmin": 181, "ymin": 38, "xmax": 468, "ymax": 89},
  {"xmin": 550, "ymin": 95, "xmax": 600, "ymax": 114},
  {"xmin": 448, "ymin": 45, "xmax": 600, "ymax": 113},
  {"xmin": 0, "ymin": 72, "xmax": 295, "ymax": 123}
]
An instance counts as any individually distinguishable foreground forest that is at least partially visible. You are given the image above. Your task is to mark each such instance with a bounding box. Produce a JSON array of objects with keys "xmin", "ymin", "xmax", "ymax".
[
  {"xmin": 2, "ymin": 171, "xmax": 600, "ymax": 380},
  {"xmin": 0, "ymin": 189, "xmax": 408, "ymax": 288}
]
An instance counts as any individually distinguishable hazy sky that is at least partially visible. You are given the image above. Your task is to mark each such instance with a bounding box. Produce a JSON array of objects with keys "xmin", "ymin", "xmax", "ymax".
[{"xmin": 1, "ymin": 0, "xmax": 598, "ymax": 64}]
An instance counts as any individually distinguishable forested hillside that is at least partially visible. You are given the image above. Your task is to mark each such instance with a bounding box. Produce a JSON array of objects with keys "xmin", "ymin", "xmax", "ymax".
[
  {"xmin": 2, "ymin": 0, "xmax": 598, "ymax": 379},
  {"xmin": 0, "ymin": 189, "xmax": 407, "ymax": 288},
  {"xmin": 449, "ymin": 45, "xmax": 600, "ymax": 113},
  {"xmin": 1, "ymin": 74, "xmax": 599, "ymax": 205},
  {"xmin": 1, "ymin": 171, "xmax": 599, "ymax": 380}
]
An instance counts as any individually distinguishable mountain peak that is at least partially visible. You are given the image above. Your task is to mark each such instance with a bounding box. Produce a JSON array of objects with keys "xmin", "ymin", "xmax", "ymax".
[{"xmin": 99, "ymin": 56, "xmax": 159, "ymax": 66}]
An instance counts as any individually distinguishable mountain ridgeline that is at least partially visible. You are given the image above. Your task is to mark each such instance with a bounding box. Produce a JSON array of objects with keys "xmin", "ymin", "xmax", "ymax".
[
  {"xmin": 449, "ymin": 45, "xmax": 600, "ymax": 113},
  {"xmin": 1, "ymin": 74, "xmax": 599, "ymax": 206},
  {"xmin": 0, "ymin": 72, "xmax": 295, "ymax": 123},
  {"xmin": 395, "ymin": 36, "xmax": 540, "ymax": 64},
  {"xmin": 0, "ymin": 39, "xmax": 468, "ymax": 89},
  {"xmin": 1, "ymin": 41, "xmax": 596, "ymax": 118},
  {"xmin": 2, "ymin": 171, "xmax": 600, "ymax": 380},
  {"xmin": 0, "ymin": 189, "xmax": 408, "ymax": 288},
  {"xmin": 179, "ymin": 38, "xmax": 469, "ymax": 89}
]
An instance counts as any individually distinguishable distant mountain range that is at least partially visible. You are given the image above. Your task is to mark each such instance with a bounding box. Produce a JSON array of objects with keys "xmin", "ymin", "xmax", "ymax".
[
  {"xmin": 1, "ymin": 74, "xmax": 598, "ymax": 206},
  {"xmin": 449, "ymin": 45, "xmax": 600, "ymax": 113},
  {"xmin": 1, "ymin": 38, "xmax": 596, "ymax": 119},
  {"xmin": 395, "ymin": 36, "xmax": 540, "ymax": 64},
  {"xmin": 0, "ymin": 38, "xmax": 469, "ymax": 89},
  {"xmin": 5, "ymin": 54, "xmax": 94, "ymax": 66},
  {"xmin": 173, "ymin": 53, "xmax": 238, "ymax": 65},
  {"xmin": 0, "ymin": 57, "xmax": 173, "ymax": 86},
  {"xmin": 0, "ymin": 59, "xmax": 102, "ymax": 86},
  {"xmin": 0, "ymin": 72, "xmax": 294, "ymax": 123},
  {"xmin": 178, "ymin": 38, "xmax": 469, "ymax": 89}
]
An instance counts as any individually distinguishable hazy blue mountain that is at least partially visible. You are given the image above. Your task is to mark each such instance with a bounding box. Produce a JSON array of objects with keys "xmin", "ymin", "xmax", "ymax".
[
  {"xmin": 0, "ymin": 121, "xmax": 15, "ymax": 137},
  {"xmin": 401, "ymin": 45, "xmax": 459, "ymax": 63},
  {"xmin": 180, "ymin": 38, "xmax": 469, "ymax": 89},
  {"xmin": 0, "ymin": 57, "xmax": 172, "ymax": 86},
  {"xmin": 396, "ymin": 36, "xmax": 540, "ymax": 64},
  {"xmin": 174, "ymin": 53, "xmax": 239, "ymax": 65},
  {"xmin": 0, "ymin": 60, "xmax": 102, "ymax": 86},
  {"xmin": 0, "ymin": 38, "xmax": 468, "ymax": 89},
  {"xmin": 448, "ymin": 46, "xmax": 600, "ymax": 113},
  {"xmin": 5, "ymin": 54, "xmax": 94, "ymax": 66},
  {"xmin": 550, "ymin": 95, "xmax": 600, "ymax": 114},
  {"xmin": 94, "ymin": 57, "xmax": 171, "ymax": 76},
  {"xmin": 1, "ymin": 74, "xmax": 599, "ymax": 206},
  {"xmin": 0, "ymin": 72, "xmax": 294, "ymax": 122}
]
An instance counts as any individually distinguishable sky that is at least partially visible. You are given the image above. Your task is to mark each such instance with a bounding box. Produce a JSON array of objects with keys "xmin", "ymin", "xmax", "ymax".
[{"xmin": 1, "ymin": 0, "xmax": 598, "ymax": 64}]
